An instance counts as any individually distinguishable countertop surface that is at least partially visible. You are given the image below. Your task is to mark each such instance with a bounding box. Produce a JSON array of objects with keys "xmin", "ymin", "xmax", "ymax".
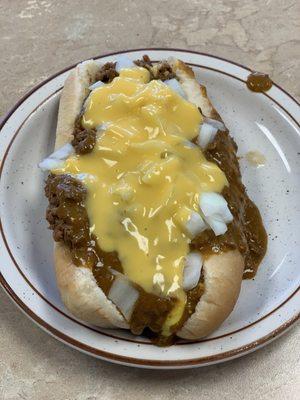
[{"xmin": 0, "ymin": 1, "xmax": 299, "ymax": 399}]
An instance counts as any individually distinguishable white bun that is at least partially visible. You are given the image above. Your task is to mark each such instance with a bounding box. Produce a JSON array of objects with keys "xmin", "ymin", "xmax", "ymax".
[
  {"xmin": 178, "ymin": 250, "xmax": 243, "ymax": 339},
  {"xmin": 50, "ymin": 57, "xmax": 244, "ymax": 340},
  {"xmin": 53, "ymin": 60, "xmax": 128, "ymax": 329},
  {"xmin": 55, "ymin": 243, "xmax": 128, "ymax": 329}
]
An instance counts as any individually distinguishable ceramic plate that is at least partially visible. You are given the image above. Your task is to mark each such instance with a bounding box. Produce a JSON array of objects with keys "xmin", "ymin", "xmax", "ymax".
[{"xmin": 1, "ymin": 49, "xmax": 299, "ymax": 369}]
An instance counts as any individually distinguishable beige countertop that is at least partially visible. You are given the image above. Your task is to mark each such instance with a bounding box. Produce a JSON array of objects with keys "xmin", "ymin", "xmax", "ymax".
[{"xmin": 1, "ymin": 1, "xmax": 299, "ymax": 399}]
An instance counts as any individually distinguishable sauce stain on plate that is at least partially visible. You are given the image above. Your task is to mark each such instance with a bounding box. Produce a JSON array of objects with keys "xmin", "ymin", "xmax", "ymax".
[
  {"xmin": 246, "ymin": 72, "xmax": 273, "ymax": 93},
  {"xmin": 245, "ymin": 151, "xmax": 266, "ymax": 167}
]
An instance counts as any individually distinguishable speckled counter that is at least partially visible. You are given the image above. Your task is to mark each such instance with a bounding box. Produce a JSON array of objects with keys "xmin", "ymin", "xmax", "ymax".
[{"xmin": 0, "ymin": 1, "xmax": 299, "ymax": 399}]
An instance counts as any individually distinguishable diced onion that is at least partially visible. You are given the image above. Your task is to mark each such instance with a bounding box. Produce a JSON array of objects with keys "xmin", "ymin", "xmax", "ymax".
[
  {"xmin": 89, "ymin": 81, "xmax": 104, "ymax": 90},
  {"xmin": 38, "ymin": 143, "xmax": 74, "ymax": 171},
  {"xmin": 185, "ymin": 211, "xmax": 207, "ymax": 237},
  {"xmin": 49, "ymin": 143, "xmax": 74, "ymax": 160},
  {"xmin": 96, "ymin": 122, "xmax": 110, "ymax": 132},
  {"xmin": 199, "ymin": 192, "xmax": 233, "ymax": 222},
  {"xmin": 204, "ymin": 216, "xmax": 228, "ymax": 236},
  {"xmin": 197, "ymin": 118, "xmax": 226, "ymax": 149},
  {"xmin": 197, "ymin": 123, "xmax": 218, "ymax": 148},
  {"xmin": 72, "ymin": 173, "xmax": 98, "ymax": 184},
  {"xmin": 115, "ymin": 55, "xmax": 135, "ymax": 72},
  {"xmin": 199, "ymin": 192, "xmax": 233, "ymax": 236},
  {"xmin": 204, "ymin": 117, "xmax": 226, "ymax": 132},
  {"xmin": 183, "ymin": 252, "xmax": 203, "ymax": 291},
  {"xmin": 111, "ymin": 181, "xmax": 134, "ymax": 201},
  {"xmin": 221, "ymin": 207, "xmax": 233, "ymax": 224},
  {"xmin": 108, "ymin": 275, "xmax": 139, "ymax": 321},
  {"xmin": 164, "ymin": 79, "xmax": 187, "ymax": 99},
  {"xmin": 38, "ymin": 158, "xmax": 64, "ymax": 171},
  {"xmin": 110, "ymin": 268, "xmax": 121, "ymax": 276},
  {"xmin": 184, "ymin": 141, "xmax": 197, "ymax": 149}
]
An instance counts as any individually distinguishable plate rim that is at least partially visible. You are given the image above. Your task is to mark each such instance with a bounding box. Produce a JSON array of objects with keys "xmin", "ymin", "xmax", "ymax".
[
  {"xmin": 1, "ymin": 274, "xmax": 298, "ymax": 368},
  {"xmin": 1, "ymin": 47, "xmax": 299, "ymax": 368}
]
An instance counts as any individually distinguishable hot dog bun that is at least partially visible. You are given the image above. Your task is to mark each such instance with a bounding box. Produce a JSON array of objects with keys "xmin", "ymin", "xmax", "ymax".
[{"xmin": 52, "ymin": 57, "xmax": 244, "ymax": 340}]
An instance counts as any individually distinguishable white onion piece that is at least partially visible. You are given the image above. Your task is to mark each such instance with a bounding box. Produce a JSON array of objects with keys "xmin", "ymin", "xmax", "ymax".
[
  {"xmin": 89, "ymin": 80, "xmax": 104, "ymax": 90},
  {"xmin": 96, "ymin": 122, "xmax": 110, "ymax": 132},
  {"xmin": 184, "ymin": 141, "xmax": 197, "ymax": 149},
  {"xmin": 49, "ymin": 143, "xmax": 75, "ymax": 160},
  {"xmin": 183, "ymin": 252, "xmax": 203, "ymax": 291},
  {"xmin": 204, "ymin": 216, "xmax": 228, "ymax": 236},
  {"xmin": 110, "ymin": 268, "xmax": 121, "ymax": 276},
  {"xmin": 197, "ymin": 123, "xmax": 218, "ymax": 148},
  {"xmin": 221, "ymin": 206, "xmax": 233, "ymax": 224},
  {"xmin": 186, "ymin": 211, "xmax": 207, "ymax": 237},
  {"xmin": 108, "ymin": 275, "xmax": 139, "ymax": 321},
  {"xmin": 164, "ymin": 79, "xmax": 187, "ymax": 99},
  {"xmin": 38, "ymin": 158, "xmax": 64, "ymax": 171},
  {"xmin": 72, "ymin": 173, "xmax": 98, "ymax": 184},
  {"xmin": 111, "ymin": 181, "xmax": 134, "ymax": 201},
  {"xmin": 199, "ymin": 192, "xmax": 233, "ymax": 223},
  {"xmin": 115, "ymin": 55, "xmax": 135, "ymax": 72},
  {"xmin": 204, "ymin": 117, "xmax": 226, "ymax": 131},
  {"xmin": 38, "ymin": 143, "xmax": 74, "ymax": 171},
  {"xmin": 199, "ymin": 192, "xmax": 233, "ymax": 236}
]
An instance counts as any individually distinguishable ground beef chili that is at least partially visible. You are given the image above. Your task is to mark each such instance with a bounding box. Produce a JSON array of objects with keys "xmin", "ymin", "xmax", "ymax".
[
  {"xmin": 45, "ymin": 173, "xmax": 175, "ymax": 343},
  {"xmin": 130, "ymin": 291, "xmax": 175, "ymax": 336},
  {"xmin": 44, "ymin": 58, "xmax": 267, "ymax": 345},
  {"xmin": 134, "ymin": 57, "xmax": 175, "ymax": 81},
  {"xmin": 155, "ymin": 61, "xmax": 176, "ymax": 81},
  {"xmin": 134, "ymin": 55, "xmax": 155, "ymax": 79},
  {"xmin": 45, "ymin": 174, "xmax": 122, "ymax": 291},
  {"xmin": 45, "ymin": 174, "xmax": 97, "ymax": 267},
  {"xmin": 134, "ymin": 54, "xmax": 153, "ymax": 68},
  {"xmin": 191, "ymin": 130, "xmax": 267, "ymax": 278},
  {"xmin": 71, "ymin": 63, "xmax": 119, "ymax": 155},
  {"xmin": 95, "ymin": 62, "xmax": 119, "ymax": 83},
  {"xmin": 71, "ymin": 116, "xmax": 96, "ymax": 155}
]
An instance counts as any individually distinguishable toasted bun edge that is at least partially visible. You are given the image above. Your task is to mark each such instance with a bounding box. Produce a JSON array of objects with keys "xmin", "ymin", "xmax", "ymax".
[{"xmin": 53, "ymin": 60, "xmax": 128, "ymax": 329}]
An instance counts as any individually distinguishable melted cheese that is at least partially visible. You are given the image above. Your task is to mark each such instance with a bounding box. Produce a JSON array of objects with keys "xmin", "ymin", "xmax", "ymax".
[{"xmin": 55, "ymin": 67, "xmax": 227, "ymax": 333}]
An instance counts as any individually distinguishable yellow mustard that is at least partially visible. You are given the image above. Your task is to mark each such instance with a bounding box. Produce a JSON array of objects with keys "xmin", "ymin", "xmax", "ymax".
[{"xmin": 55, "ymin": 67, "xmax": 227, "ymax": 332}]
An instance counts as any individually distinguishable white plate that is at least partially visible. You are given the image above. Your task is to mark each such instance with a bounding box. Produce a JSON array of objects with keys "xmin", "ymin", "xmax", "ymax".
[{"xmin": 0, "ymin": 49, "xmax": 299, "ymax": 369}]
